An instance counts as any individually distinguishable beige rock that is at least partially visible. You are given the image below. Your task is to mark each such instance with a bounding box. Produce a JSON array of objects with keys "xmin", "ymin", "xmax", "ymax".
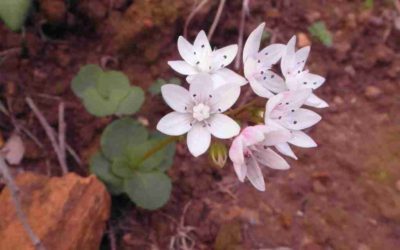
[
  {"xmin": 364, "ymin": 86, "xmax": 383, "ymax": 99},
  {"xmin": 0, "ymin": 173, "xmax": 110, "ymax": 250}
]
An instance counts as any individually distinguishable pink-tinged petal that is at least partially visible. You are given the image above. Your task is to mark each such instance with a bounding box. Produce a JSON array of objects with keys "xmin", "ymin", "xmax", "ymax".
[
  {"xmin": 161, "ymin": 84, "xmax": 191, "ymax": 112},
  {"xmin": 305, "ymin": 93, "xmax": 329, "ymax": 108},
  {"xmin": 262, "ymin": 128, "xmax": 291, "ymax": 146},
  {"xmin": 241, "ymin": 126, "xmax": 265, "ymax": 146},
  {"xmin": 168, "ymin": 61, "xmax": 198, "ymax": 75},
  {"xmin": 281, "ymin": 36, "xmax": 296, "ymax": 77},
  {"xmin": 265, "ymin": 93, "xmax": 284, "ymax": 121},
  {"xmin": 187, "ymin": 123, "xmax": 211, "ymax": 157},
  {"xmin": 211, "ymin": 68, "xmax": 247, "ymax": 88},
  {"xmin": 210, "ymin": 84, "xmax": 241, "ymax": 112},
  {"xmin": 288, "ymin": 130, "xmax": 317, "ymax": 148},
  {"xmin": 208, "ymin": 114, "xmax": 240, "ymax": 139},
  {"xmin": 245, "ymin": 58, "xmax": 275, "ymax": 98},
  {"xmin": 233, "ymin": 163, "xmax": 247, "ymax": 182},
  {"xmin": 255, "ymin": 148, "xmax": 290, "ymax": 170},
  {"xmin": 275, "ymin": 142, "xmax": 298, "ymax": 160},
  {"xmin": 259, "ymin": 70, "xmax": 286, "ymax": 93},
  {"xmin": 211, "ymin": 44, "xmax": 238, "ymax": 69},
  {"xmin": 229, "ymin": 136, "xmax": 247, "ymax": 181},
  {"xmin": 193, "ymin": 30, "xmax": 212, "ymax": 54},
  {"xmin": 268, "ymin": 89, "xmax": 312, "ymax": 119},
  {"xmin": 294, "ymin": 46, "xmax": 310, "ymax": 72},
  {"xmin": 246, "ymin": 156, "xmax": 266, "ymax": 191},
  {"xmin": 189, "ymin": 73, "xmax": 214, "ymax": 102},
  {"xmin": 299, "ymin": 72, "xmax": 325, "ymax": 90},
  {"xmin": 280, "ymin": 108, "xmax": 321, "ymax": 130},
  {"xmin": 177, "ymin": 36, "xmax": 197, "ymax": 65},
  {"xmin": 257, "ymin": 43, "xmax": 286, "ymax": 65},
  {"xmin": 243, "ymin": 23, "xmax": 265, "ymax": 63},
  {"xmin": 157, "ymin": 112, "xmax": 192, "ymax": 136}
]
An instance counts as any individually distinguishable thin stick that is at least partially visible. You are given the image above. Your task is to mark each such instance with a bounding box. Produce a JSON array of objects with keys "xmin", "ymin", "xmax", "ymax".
[
  {"xmin": 108, "ymin": 222, "xmax": 117, "ymax": 250},
  {"xmin": 207, "ymin": 0, "xmax": 226, "ymax": 41},
  {"xmin": 25, "ymin": 97, "xmax": 68, "ymax": 175},
  {"xmin": 58, "ymin": 103, "xmax": 67, "ymax": 174},
  {"xmin": 234, "ymin": 0, "xmax": 250, "ymax": 70},
  {"xmin": 184, "ymin": 0, "xmax": 209, "ymax": 38},
  {"xmin": 0, "ymin": 157, "xmax": 45, "ymax": 250}
]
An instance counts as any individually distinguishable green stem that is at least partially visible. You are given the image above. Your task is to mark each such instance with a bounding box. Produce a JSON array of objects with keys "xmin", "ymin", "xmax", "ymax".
[
  {"xmin": 225, "ymin": 99, "xmax": 260, "ymax": 117},
  {"xmin": 137, "ymin": 136, "xmax": 179, "ymax": 164}
]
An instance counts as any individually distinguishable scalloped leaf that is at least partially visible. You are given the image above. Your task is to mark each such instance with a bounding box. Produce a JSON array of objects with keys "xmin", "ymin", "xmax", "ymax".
[
  {"xmin": 71, "ymin": 64, "xmax": 102, "ymax": 98},
  {"xmin": 0, "ymin": 0, "xmax": 31, "ymax": 31},
  {"xmin": 115, "ymin": 86, "xmax": 145, "ymax": 116}
]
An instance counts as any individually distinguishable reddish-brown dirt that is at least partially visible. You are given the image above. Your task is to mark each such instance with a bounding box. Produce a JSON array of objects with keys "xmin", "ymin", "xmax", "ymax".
[{"xmin": 1, "ymin": 0, "xmax": 399, "ymax": 249}]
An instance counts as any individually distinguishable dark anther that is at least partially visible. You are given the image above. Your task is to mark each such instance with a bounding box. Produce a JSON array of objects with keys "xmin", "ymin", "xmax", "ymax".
[
  {"xmin": 221, "ymin": 64, "xmax": 224, "ymax": 67},
  {"xmin": 278, "ymin": 116, "xmax": 282, "ymax": 119},
  {"xmin": 263, "ymin": 76, "xmax": 267, "ymax": 80},
  {"xmin": 298, "ymin": 70, "xmax": 301, "ymax": 74},
  {"xmin": 201, "ymin": 44, "xmax": 205, "ymax": 48},
  {"xmin": 196, "ymin": 61, "xmax": 200, "ymax": 65},
  {"xmin": 313, "ymin": 82, "xmax": 317, "ymax": 85},
  {"xmin": 258, "ymin": 60, "xmax": 261, "ymax": 63},
  {"xmin": 223, "ymin": 55, "xmax": 227, "ymax": 59},
  {"xmin": 293, "ymin": 121, "xmax": 298, "ymax": 124},
  {"xmin": 263, "ymin": 145, "xmax": 267, "ymax": 149},
  {"xmin": 185, "ymin": 106, "xmax": 187, "ymax": 110},
  {"xmin": 265, "ymin": 52, "xmax": 269, "ymax": 55},
  {"xmin": 291, "ymin": 109, "xmax": 295, "ymax": 112},
  {"xmin": 286, "ymin": 102, "xmax": 289, "ymax": 105},
  {"xmin": 209, "ymin": 94, "xmax": 212, "ymax": 98},
  {"xmin": 218, "ymin": 108, "xmax": 222, "ymax": 112},
  {"xmin": 303, "ymin": 82, "xmax": 307, "ymax": 85},
  {"xmin": 261, "ymin": 71, "xmax": 264, "ymax": 74},
  {"xmin": 271, "ymin": 75, "xmax": 275, "ymax": 79},
  {"xmin": 193, "ymin": 94, "xmax": 197, "ymax": 97}
]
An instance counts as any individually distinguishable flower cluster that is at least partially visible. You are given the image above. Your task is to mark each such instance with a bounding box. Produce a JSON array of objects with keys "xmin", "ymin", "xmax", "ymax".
[{"xmin": 157, "ymin": 23, "xmax": 328, "ymax": 191}]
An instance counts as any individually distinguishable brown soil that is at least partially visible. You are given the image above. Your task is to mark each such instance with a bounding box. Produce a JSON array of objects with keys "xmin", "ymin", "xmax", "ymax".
[{"xmin": 1, "ymin": 0, "xmax": 400, "ymax": 249}]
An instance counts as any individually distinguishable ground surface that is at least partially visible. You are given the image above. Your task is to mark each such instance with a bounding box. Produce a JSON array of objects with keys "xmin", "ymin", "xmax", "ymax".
[{"xmin": 1, "ymin": 0, "xmax": 400, "ymax": 249}]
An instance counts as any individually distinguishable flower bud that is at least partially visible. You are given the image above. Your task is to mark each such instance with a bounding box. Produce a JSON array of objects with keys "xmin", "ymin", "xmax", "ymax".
[{"xmin": 209, "ymin": 142, "xmax": 228, "ymax": 168}]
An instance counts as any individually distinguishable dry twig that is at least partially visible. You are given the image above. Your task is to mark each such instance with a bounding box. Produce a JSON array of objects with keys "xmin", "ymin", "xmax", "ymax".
[
  {"xmin": 58, "ymin": 103, "xmax": 67, "ymax": 173},
  {"xmin": 0, "ymin": 157, "xmax": 45, "ymax": 250},
  {"xmin": 207, "ymin": 0, "xmax": 226, "ymax": 41},
  {"xmin": 169, "ymin": 201, "xmax": 197, "ymax": 250},
  {"xmin": 184, "ymin": 0, "xmax": 209, "ymax": 38},
  {"xmin": 234, "ymin": 0, "xmax": 250, "ymax": 70}
]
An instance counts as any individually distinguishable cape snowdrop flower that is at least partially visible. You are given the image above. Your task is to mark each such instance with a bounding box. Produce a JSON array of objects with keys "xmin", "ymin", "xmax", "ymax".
[
  {"xmin": 168, "ymin": 30, "xmax": 247, "ymax": 88},
  {"xmin": 229, "ymin": 125, "xmax": 291, "ymax": 191},
  {"xmin": 264, "ymin": 89, "xmax": 320, "ymax": 159},
  {"xmin": 157, "ymin": 74, "xmax": 241, "ymax": 157},
  {"xmin": 280, "ymin": 36, "xmax": 329, "ymax": 108},
  {"xmin": 243, "ymin": 23, "xmax": 287, "ymax": 98}
]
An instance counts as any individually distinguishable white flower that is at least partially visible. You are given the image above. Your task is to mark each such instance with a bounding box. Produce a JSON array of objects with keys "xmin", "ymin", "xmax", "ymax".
[
  {"xmin": 280, "ymin": 36, "xmax": 329, "ymax": 108},
  {"xmin": 243, "ymin": 23, "xmax": 287, "ymax": 98},
  {"xmin": 157, "ymin": 74, "xmax": 241, "ymax": 157},
  {"xmin": 229, "ymin": 125, "xmax": 291, "ymax": 191},
  {"xmin": 264, "ymin": 89, "xmax": 320, "ymax": 159},
  {"xmin": 168, "ymin": 30, "xmax": 247, "ymax": 88}
]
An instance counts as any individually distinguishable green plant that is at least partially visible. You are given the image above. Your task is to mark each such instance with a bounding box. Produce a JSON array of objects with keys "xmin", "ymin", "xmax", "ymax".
[
  {"xmin": 89, "ymin": 118, "xmax": 176, "ymax": 210},
  {"xmin": 0, "ymin": 0, "xmax": 32, "ymax": 31},
  {"xmin": 148, "ymin": 77, "xmax": 181, "ymax": 95},
  {"xmin": 72, "ymin": 65, "xmax": 144, "ymax": 117},
  {"xmin": 308, "ymin": 21, "xmax": 333, "ymax": 47},
  {"xmin": 364, "ymin": 0, "xmax": 374, "ymax": 9}
]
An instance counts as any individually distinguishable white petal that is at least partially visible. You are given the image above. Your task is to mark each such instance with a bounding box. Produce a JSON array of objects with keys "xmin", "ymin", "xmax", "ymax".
[
  {"xmin": 268, "ymin": 89, "xmax": 312, "ymax": 119},
  {"xmin": 299, "ymin": 72, "xmax": 325, "ymax": 90},
  {"xmin": 265, "ymin": 93, "xmax": 284, "ymax": 120},
  {"xmin": 161, "ymin": 84, "xmax": 191, "ymax": 112},
  {"xmin": 262, "ymin": 128, "xmax": 291, "ymax": 146},
  {"xmin": 193, "ymin": 30, "xmax": 212, "ymax": 54},
  {"xmin": 243, "ymin": 23, "xmax": 265, "ymax": 63},
  {"xmin": 257, "ymin": 43, "xmax": 286, "ymax": 65},
  {"xmin": 211, "ymin": 44, "xmax": 238, "ymax": 70},
  {"xmin": 246, "ymin": 156, "xmax": 266, "ymax": 191},
  {"xmin": 208, "ymin": 114, "xmax": 240, "ymax": 139},
  {"xmin": 280, "ymin": 108, "xmax": 321, "ymax": 130},
  {"xmin": 157, "ymin": 112, "xmax": 192, "ymax": 136},
  {"xmin": 229, "ymin": 136, "xmax": 247, "ymax": 181},
  {"xmin": 178, "ymin": 36, "xmax": 197, "ymax": 65},
  {"xmin": 168, "ymin": 61, "xmax": 198, "ymax": 75},
  {"xmin": 258, "ymin": 70, "xmax": 286, "ymax": 93},
  {"xmin": 249, "ymin": 78, "xmax": 274, "ymax": 98},
  {"xmin": 189, "ymin": 73, "xmax": 214, "ymax": 102},
  {"xmin": 187, "ymin": 123, "xmax": 211, "ymax": 157},
  {"xmin": 241, "ymin": 126, "xmax": 265, "ymax": 146},
  {"xmin": 245, "ymin": 58, "xmax": 274, "ymax": 98},
  {"xmin": 281, "ymin": 35, "xmax": 296, "ymax": 77},
  {"xmin": 210, "ymin": 84, "xmax": 241, "ymax": 112},
  {"xmin": 305, "ymin": 93, "xmax": 329, "ymax": 108},
  {"xmin": 255, "ymin": 148, "xmax": 290, "ymax": 170},
  {"xmin": 211, "ymin": 68, "xmax": 247, "ymax": 88},
  {"xmin": 288, "ymin": 130, "xmax": 317, "ymax": 148},
  {"xmin": 294, "ymin": 46, "xmax": 310, "ymax": 72},
  {"xmin": 275, "ymin": 142, "xmax": 297, "ymax": 160}
]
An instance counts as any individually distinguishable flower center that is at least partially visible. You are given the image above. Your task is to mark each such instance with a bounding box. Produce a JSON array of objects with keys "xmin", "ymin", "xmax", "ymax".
[{"xmin": 192, "ymin": 103, "xmax": 210, "ymax": 121}]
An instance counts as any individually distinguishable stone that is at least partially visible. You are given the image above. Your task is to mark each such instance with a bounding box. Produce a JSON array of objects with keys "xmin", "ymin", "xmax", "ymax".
[
  {"xmin": 0, "ymin": 173, "xmax": 110, "ymax": 250},
  {"xmin": 364, "ymin": 86, "xmax": 383, "ymax": 99}
]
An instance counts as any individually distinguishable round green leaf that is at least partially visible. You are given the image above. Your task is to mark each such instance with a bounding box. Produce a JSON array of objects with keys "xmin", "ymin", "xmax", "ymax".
[
  {"xmin": 111, "ymin": 156, "xmax": 135, "ymax": 178},
  {"xmin": 81, "ymin": 87, "xmax": 125, "ymax": 117},
  {"xmin": 115, "ymin": 86, "xmax": 145, "ymax": 116},
  {"xmin": 101, "ymin": 118, "xmax": 149, "ymax": 160},
  {"xmin": 123, "ymin": 172, "xmax": 172, "ymax": 210},
  {"xmin": 71, "ymin": 64, "xmax": 102, "ymax": 98},
  {"xmin": 96, "ymin": 70, "xmax": 130, "ymax": 98},
  {"xmin": 0, "ymin": 0, "xmax": 31, "ymax": 31},
  {"xmin": 89, "ymin": 152, "xmax": 123, "ymax": 194}
]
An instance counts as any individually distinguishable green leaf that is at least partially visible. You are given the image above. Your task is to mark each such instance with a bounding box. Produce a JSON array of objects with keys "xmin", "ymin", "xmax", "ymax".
[
  {"xmin": 148, "ymin": 78, "xmax": 181, "ymax": 95},
  {"xmin": 308, "ymin": 21, "xmax": 333, "ymax": 47},
  {"xmin": 71, "ymin": 64, "xmax": 102, "ymax": 98},
  {"xmin": 81, "ymin": 87, "xmax": 126, "ymax": 117},
  {"xmin": 101, "ymin": 118, "xmax": 149, "ymax": 160},
  {"xmin": 115, "ymin": 86, "xmax": 145, "ymax": 116},
  {"xmin": 96, "ymin": 71, "xmax": 130, "ymax": 98},
  {"xmin": 0, "ymin": 0, "xmax": 31, "ymax": 31},
  {"xmin": 111, "ymin": 156, "xmax": 135, "ymax": 178},
  {"xmin": 89, "ymin": 152, "xmax": 124, "ymax": 194},
  {"xmin": 140, "ymin": 132, "xmax": 175, "ymax": 171},
  {"xmin": 123, "ymin": 172, "xmax": 172, "ymax": 210}
]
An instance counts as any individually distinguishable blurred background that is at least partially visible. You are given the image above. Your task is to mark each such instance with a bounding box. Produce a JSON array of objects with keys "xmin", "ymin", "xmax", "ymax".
[{"xmin": 0, "ymin": 0, "xmax": 399, "ymax": 249}]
